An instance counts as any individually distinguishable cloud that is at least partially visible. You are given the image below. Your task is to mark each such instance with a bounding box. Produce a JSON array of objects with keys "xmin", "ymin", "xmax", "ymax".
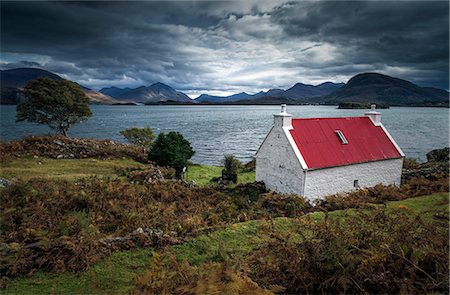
[{"xmin": 1, "ymin": 1, "xmax": 448, "ymax": 92}]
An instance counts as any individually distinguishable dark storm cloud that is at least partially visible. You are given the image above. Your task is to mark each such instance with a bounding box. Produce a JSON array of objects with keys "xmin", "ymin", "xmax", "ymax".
[{"xmin": 1, "ymin": 1, "xmax": 448, "ymax": 95}]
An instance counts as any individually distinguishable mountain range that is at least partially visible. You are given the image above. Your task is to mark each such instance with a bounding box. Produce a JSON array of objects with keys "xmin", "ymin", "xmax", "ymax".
[
  {"xmin": 0, "ymin": 68, "xmax": 119, "ymax": 105},
  {"xmin": 99, "ymin": 83, "xmax": 191, "ymax": 104},
  {"xmin": 0, "ymin": 68, "xmax": 448, "ymax": 106},
  {"xmin": 195, "ymin": 82, "xmax": 345, "ymax": 103}
]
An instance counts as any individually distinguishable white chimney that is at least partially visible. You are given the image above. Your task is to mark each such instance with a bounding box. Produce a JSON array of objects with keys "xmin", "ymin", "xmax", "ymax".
[
  {"xmin": 365, "ymin": 104, "xmax": 382, "ymax": 125},
  {"xmin": 273, "ymin": 104, "xmax": 292, "ymax": 128}
]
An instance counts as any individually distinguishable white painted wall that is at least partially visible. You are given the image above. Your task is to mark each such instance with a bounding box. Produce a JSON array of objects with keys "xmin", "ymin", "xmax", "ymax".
[
  {"xmin": 303, "ymin": 158, "xmax": 404, "ymax": 201},
  {"xmin": 256, "ymin": 125, "xmax": 306, "ymax": 195}
]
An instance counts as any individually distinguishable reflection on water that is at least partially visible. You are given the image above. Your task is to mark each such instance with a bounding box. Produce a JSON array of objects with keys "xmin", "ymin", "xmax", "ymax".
[{"xmin": 1, "ymin": 105, "xmax": 448, "ymax": 165}]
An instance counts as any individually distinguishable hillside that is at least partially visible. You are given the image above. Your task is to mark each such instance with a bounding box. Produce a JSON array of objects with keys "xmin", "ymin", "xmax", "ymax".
[
  {"xmin": 98, "ymin": 86, "xmax": 132, "ymax": 98},
  {"xmin": 283, "ymin": 81, "xmax": 344, "ymax": 101},
  {"xmin": 324, "ymin": 73, "xmax": 449, "ymax": 106},
  {"xmin": 195, "ymin": 83, "xmax": 343, "ymax": 103},
  {"xmin": 195, "ymin": 74, "xmax": 448, "ymax": 106},
  {"xmin": 0, "ymin": 68, "xmax": 119, "ymax": 105},
  {"xmin": 0, "ymin": 137, "xmax": 448, "ymax": 293},
  {"xmin": 99, "ymin": 82, "xmax": 192, "ymax": 103}
]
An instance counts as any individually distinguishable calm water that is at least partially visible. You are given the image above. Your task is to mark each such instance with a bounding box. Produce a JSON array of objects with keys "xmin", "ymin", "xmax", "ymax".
[{"xmin": 1, "ymin": 105, "xmax": 448, "ymax": 165}]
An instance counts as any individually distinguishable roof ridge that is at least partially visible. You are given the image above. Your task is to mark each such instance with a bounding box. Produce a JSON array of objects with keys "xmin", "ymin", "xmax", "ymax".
[{"xmin": 292, "ymin": 116, "xmax": 368, "ymax": 120}]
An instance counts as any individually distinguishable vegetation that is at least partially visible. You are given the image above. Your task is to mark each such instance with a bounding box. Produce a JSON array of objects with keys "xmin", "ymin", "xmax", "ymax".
[
  {"xmin": 185, "ymin": 164, "xmax": 255, "ymax": 185},
  {"xmin": 222, "ymin": 154, "xmax": 240, "ymax": 183},
  {"xmin": 248, "ymin": 200, "xmax": 448, "ymax": 294},
  {"xmin": 4, "ymin": 194, "xmax": 447, "ymax": 294},
  {"xmin": 403, "ymin": 157, "xmax": 420, "ymax": 170},
  {"xmin": 120, "ymin": 127, "xmax": 154, "ymax": 149},
  {"xmin": 0, "ymin": 157, "xmax": 144, "ymax": 181},
  {"xmin": 0, "ymin": 135, "xmax": 149, "ymax": 165},
  {"xmin": 17, "ymin": 77, "xmax": 92, "ymax": 136},
  {"xmin": 337, "ymin": 102, "xmax": 389, "ymax": 109},
  {"xmin": 148, "ymin": 131, "xmax": 195, "ymax": 178},
  {"xmin": 0, "ymin": 138, "xmax": 448, "ymax": 293}
]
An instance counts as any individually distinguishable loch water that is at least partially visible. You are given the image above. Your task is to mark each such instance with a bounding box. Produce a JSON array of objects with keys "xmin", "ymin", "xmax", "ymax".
[{"xmin": 1, "ymin": 105, "xmax": 448, "ymax": 165}]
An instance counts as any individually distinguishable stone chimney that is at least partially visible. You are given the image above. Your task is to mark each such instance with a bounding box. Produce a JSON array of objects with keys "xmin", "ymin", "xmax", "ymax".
[
  {"xmin": 365, "ymin": 104, "xmax": 381, "ymax": 125},
  {"xmin": 273, "ymin": 104, "xmax": 292, "ymax": 128}
]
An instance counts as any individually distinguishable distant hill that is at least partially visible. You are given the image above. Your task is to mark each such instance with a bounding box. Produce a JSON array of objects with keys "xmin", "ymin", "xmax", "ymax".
[
  {"xmin": 1, "ymin": 68, "xmax": 62, "ymax": 87},
  {"xmin": 194, "ymin": 82, "xmax": 343, "ymax": 103},
  {"xmin": 99, "ymin": 82, "xmax": 191, "ymax": 103},
  {"xmin": 195, "ymin": 92, "xmax": 254, "ymax": 103},
  {"xmin": 98, "ymin": 86, "xmax": 132, "ymax": 98},
  {"xmin": 324, "ymin": 73, "xmax": 449, "ymax": 106},
  {"xmin": 283, "ymin": 82, "xmax": 344, "ymax": 101},
  {"xmin": 0, "ymin": 68, "xmax": 118, "ymax": 105},
  {"xmin": 194, "ymin": 74, "xmax": 448, "ymax": 106}
]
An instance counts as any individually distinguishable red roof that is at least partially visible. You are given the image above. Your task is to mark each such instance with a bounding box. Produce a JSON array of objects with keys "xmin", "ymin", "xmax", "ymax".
[{"xmin": 289, "ymin": 117, "xmax": 402, "ymax": 169}]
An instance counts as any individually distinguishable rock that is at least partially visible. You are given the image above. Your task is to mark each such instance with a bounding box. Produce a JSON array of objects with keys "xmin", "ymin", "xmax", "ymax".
[
  {"xmin": 426, "ymin": 147, "xmax": 449, "ymax": 163},
  {"xmin": 403, "ymin": 147, "xmax": 449, "ymax": 183},
  {"xmin": 53, "ymin": 140, "xmax": 66, "ymax": 146},
  {"xmin": 57, "ymin": 155, "xmax": 64, "ymax": 159},
  {"xmin": 0, "ymin": 177, "xmax": 12, "ymax": 187},
  {"xmin": 134, "ymin": 227, "xmax": 144, "ymax": 234}
]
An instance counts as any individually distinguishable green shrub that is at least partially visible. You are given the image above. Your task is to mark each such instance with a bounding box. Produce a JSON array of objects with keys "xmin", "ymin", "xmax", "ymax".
[
  {"xmin": 148, "ymin": 132, "xmax": 195, "ymax": 178},
  {"xmin": 222, "ymin": 154, "xmax": 240, "ymax": 183},
  {"xmin": 120, "ymin": 127, "xmax": 154, "ymax": 149}
]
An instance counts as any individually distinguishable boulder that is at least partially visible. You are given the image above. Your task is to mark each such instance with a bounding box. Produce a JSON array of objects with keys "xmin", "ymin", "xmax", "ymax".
[{"xmin": 0, "ymin": 177, "xmax": 11, "ymax": 187}]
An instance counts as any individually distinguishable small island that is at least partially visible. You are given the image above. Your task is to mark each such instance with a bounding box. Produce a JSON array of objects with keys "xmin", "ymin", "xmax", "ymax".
[{"xmin": 338, "ymin": 102, "xmax": 390, "ymax": 109}]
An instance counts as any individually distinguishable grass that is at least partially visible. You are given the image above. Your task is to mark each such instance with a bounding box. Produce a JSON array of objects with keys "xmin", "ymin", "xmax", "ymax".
[
  {"xmin": 185, "ymin": 164, "xmax": 255, "ymax": 185},
  {"xmin": 0, "ymin": 157, "xmax": 145, "ymax": 181},
  {"xmin": 5, "ymin": 193, "xmax": 447, "ymax": 294},
  {"xmin": 4, "ymin": 248, "xmax": 154, "ymax": 294},
  {"xmin": 0, "ymin": 157, "xmax": 255, "ymax": 186}
]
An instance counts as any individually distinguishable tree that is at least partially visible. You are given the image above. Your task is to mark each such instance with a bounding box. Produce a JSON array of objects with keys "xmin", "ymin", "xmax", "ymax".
[
  {"xmin": 222, "ymin": 154, "xmax": 240, "ymax": 183},
  {"xmin": 120, "ymin": 127, "xmax": 154, "ymax": 149},
  {"xmin": 16, "ymin": 77, "xmax": 92, "ymax": 137},
  {"xmin": 148, "ymin": 132, "xmax": 195, "ymax": 178}
]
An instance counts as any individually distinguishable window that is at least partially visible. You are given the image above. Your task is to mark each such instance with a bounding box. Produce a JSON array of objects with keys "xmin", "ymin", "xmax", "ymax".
[
  {"xmin": 335, "ymin": 130, "xmax": 348, "ymax": 144},
  {"xmin": 354, "ymin": 179, "xmax": 359, "ymax": 188}
]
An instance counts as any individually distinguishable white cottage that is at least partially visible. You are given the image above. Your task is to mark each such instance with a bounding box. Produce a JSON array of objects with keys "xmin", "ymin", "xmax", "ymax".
[{"xmin": 255, "ymin": 104, "xmax": 404, "ymax": 201}]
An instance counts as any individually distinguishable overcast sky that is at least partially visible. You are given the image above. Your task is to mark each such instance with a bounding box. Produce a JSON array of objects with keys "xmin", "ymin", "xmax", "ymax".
[{"xmin": 1, "ymin": 0, "xmax": 449, "ymax": 97}]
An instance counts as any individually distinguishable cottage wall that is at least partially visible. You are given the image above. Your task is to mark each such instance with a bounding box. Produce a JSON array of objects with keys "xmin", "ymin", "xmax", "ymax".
[
  {"xmin": 256, "ymin": 127, "xmax": 305, "ymax": 195},
  {"xmin": 303, "ymin": 158, "xmax": 403, "ymax": 200}
]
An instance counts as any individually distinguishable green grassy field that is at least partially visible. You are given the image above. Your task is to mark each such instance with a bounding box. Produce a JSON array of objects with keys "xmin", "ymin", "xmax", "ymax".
[
  {"xmin": 0, "ymin": 157, "xmax": 255, "ymax": 185},
  {"xmin": 185, "ymin": 164, "xmax": 255, "ymax": 185},
  {"xmin": 4, "ymin": 192, "xmax": 448, "ymax": 294},
  {"xmin": 0, "ymin": 157, "xmax": 145, "ymax": 181}
]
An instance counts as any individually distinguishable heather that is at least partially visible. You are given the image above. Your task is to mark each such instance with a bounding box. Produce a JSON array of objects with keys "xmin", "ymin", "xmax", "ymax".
[{"xmin": 0, "ymin": 136, "xmax": 448, "ymax": 293}]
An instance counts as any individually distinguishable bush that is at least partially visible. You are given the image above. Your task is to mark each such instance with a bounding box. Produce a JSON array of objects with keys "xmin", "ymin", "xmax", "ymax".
[
  {"xmin": 148, "ymin": 132, "xmax": 195, "ymax": 178},
  {"xmin": 134, "ymin": 253, "xmax": 273, "ymax": 294},
  {"xmin": 222, "ymin": 154, "xmax": 240, "ymax": 183},
  {"xmin": 248, "ymin": 209, "xmax": 449, "ymax": 294},
  {"xmin": 120, "ymin": 127, "xmax": 154, "ymax": 149},
  {"xmin": 403, "ymin": 157, "xmax": 420, "ymax": 170},
  {"xmin": 240, "ymin": 158, "xmax": 256, "ymax": 172},
  {"xmin": 259, "ymin": 192, "xmax": 311, "ymax": 217}
]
